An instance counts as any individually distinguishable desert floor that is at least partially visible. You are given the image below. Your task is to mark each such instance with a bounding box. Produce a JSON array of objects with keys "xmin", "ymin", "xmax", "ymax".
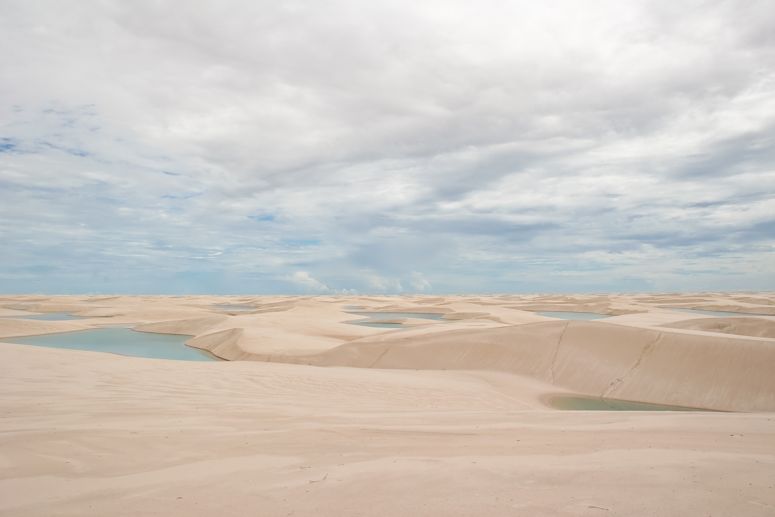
[{"xmin": 1, "ymin": 293, "xmax": 774, "ymax": 516}]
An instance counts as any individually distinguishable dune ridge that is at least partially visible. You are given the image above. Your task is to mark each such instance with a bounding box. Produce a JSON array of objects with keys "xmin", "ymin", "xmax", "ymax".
[
  {"xmin": 663, "ymin": 317, "xmax": 775, "ymax": 338},
  {"xmin": 267, "ymin": 320, "xmax": 774, "ymax": 412}
]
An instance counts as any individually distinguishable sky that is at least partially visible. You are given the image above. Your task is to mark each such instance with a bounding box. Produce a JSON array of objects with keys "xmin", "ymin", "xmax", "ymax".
[{"xmin": 1, "ymin": 0, "xmax": 774, "ymax": 294}]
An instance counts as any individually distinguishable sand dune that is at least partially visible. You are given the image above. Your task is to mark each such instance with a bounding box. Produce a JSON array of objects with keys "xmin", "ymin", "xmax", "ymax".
[
  {"xmin": 664, "ymin": 317, "xmax": 775, "ymax": 339},
  {"xmin": 284, "ymin": 320, "xmax": 775, "ymax": 412},
  {"xmin": 1, "ymin": 294, "xmax": 775, "ymax": 516}
]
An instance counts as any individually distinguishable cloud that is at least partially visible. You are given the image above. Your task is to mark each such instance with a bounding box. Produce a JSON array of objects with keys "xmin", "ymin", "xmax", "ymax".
[
  {"xmin": 288, "ymin": 271, "xmax": 331, "ymax": 293},
  {"xmin": 0, "ymin": 0, "xmax": 774, "ymax": 293},
  {"xmin": 359, "ymin": 271, "xmax": 402, "ymax": 293},
  {"xmin": 410, "ymin": 272, "xmax": 431, "ymax": 292}
]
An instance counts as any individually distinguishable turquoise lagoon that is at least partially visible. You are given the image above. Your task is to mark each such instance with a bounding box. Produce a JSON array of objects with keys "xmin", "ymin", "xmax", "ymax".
[
  {"xmin": 7, "ymin": 327, "xmax": 217, "ymax": 361},
  {"xmin": 537, "ymin": 311, "xmax": 608, "ymax": 320}
]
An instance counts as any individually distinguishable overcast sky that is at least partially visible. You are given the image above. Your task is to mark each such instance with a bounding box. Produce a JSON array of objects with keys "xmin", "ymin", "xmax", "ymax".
[{"xmin": 1, "ymin": 0, "xmax": 774, "ymax": 294}]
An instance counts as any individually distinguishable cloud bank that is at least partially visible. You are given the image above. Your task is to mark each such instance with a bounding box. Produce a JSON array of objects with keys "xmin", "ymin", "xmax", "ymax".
[{"xmin": 1, "ymin": 0, "xmax": 774, "ymax": 293}]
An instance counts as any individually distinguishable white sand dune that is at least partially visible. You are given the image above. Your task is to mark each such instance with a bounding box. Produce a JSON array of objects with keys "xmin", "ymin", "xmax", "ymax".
[
  {"xmin": 290, "ymin": 320, "xmax": 775, "ymax": 412},
  {"xmin": 663, "ymin": 317, "xmax": 775, "ymax": 339},
  {"xmin": 1, "ymin": 293, "xmax": 774, "ymax": 516}
]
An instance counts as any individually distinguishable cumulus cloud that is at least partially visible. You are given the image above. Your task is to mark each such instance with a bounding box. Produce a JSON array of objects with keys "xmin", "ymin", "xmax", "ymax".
[
  {"xmin": 288, "ymin": 271, "xmax": 331, "ymax": 293},
  {"xmin": 410, "ymin": 272, "xmax": 431, "ymax": 292},
  {"xmin": 1, "ymin": 0, "xmax": 773, "ymax": 293},
  {"xmin": 358, "ymin": 271, "xmax": 401, "ymax": 293}
]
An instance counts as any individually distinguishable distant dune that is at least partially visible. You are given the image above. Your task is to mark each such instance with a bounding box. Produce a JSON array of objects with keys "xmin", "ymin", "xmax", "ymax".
[{"xmin": 663, "ymin": 317, "xmax": 775, "ymax": 339}]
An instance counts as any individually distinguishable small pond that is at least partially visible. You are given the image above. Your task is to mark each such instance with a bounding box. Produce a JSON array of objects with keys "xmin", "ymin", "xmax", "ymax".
[
  {"xmin": 665, "ymin": 307, "xmax": 769, "ymax": 318},
  {"xmin": 349, "ymin": 321, "xmax": 405, "ymax": 329},
  {"xmin": 537, "ymin": 311, "xmax": 609, "ymax": 320},
  {"xmin": 6, "ymin": 327, "xmax": 217, "ymax": 361},
  {"xmin": 5, "ymin": 312, "xmax": 82, "ymax": 321},
  {"xmin": 213, "ymin": 304, "xmax": 256, "ymax": 312},
  {"xmin": 345, "ymin": 311, "xmax": 446, "ymax": 329},
  {"xmin": 347, "ymin": 311, "xmax": 446, "ymax": 321},
  {"xmin": 548, "ymin": 395, "xmax": 714, "ymax": 411}
]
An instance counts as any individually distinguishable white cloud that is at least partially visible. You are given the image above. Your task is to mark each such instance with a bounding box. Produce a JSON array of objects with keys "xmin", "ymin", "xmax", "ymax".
[
  {"xmin": 410, "ymin": 272, "xmax": 431, "ymax": 292},
  {"xmin": 288, "ymin": 271, "xmax": 331, "ymax": 293}
]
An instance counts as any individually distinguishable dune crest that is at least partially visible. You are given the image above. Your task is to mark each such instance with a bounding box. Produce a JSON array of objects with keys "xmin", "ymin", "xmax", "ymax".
[{"xmin": 287, "ymin": 320, "xmax": 775, "ymax": 412}]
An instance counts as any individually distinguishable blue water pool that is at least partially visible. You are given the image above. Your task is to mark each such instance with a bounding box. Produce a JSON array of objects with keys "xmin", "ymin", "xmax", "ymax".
[
  {"xmin": 665, "ymin": 308, "xmax": 769, "ymax": 318},
  {"xmin": 6, "ymin": 327, "xmax": 217, "ymax": 361},
  {"xmin": 347, "ymin": 311, "xmax": 446, "ymax": 321},
  {"xmin": 350, "ymin": 321, "xmax": 405, "ymax": 329},
  {"xmin": 537, "ymin": 311, "xmax": 608, "ymax": 320},
  {"xmin": 346, "ymin": 311, "xmax": 446, "ymax": 329},
  {"xmin": 213, "ymin": 304, "xmax": 256, "ymax": 312},
  {"xmin": 8, "ymin": 312, "xmax": 82, "ymax": 321}
]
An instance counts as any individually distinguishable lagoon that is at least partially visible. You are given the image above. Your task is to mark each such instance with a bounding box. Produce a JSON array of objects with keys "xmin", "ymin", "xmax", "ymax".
[
  {"xmin": 347, "ymin": 311, "xmax": 445, "ymax": 321},
  {"xmin": 346, "ymin": 311, "xmax": 445, "ymax": 329},
  {"xmin": 7, "ymin": 327, "xmax": 217, "ymax": 361},
  {"xmin": 350, "ymin": 321, "xmax": 405, "ymax": 329},
  {"xmin": 666, "ymin": 307, "xmax": 768, "ymax": 318},
  {"xmin": 213, "ymin": 304, "xmax": 256, "ymax": 312},
  {"xmin": 537, "ymin": 311, "xmax": 608, "ymax": 320},
  {"xmin": 6, "ymin": 312, "xmax": 82, "ymax": 321},
  {"xmin": 548, "ymin": 395, "xmax": 713, "ymax": 411}
]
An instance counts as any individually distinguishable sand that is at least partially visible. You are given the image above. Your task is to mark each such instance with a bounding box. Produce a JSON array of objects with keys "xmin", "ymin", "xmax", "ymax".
[{"xmin": 1, "ymin": 293, "xmax": 774, "ymax": 516}]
